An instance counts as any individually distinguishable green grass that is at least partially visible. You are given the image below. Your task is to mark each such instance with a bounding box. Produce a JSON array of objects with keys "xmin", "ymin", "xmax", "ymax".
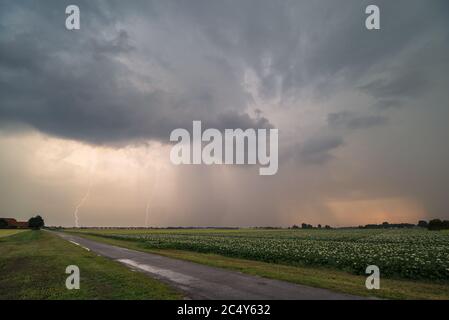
[
  {"xmin": 0, "ymin": 229, "xmax": 27, "ymax": 238},
  {"xmin": 69, "ymin": 230, "xmax": 449, "ymax": 300},
  {"xmin": 0, "ymin": 230, "xmax": 182, "ymax": 300}
]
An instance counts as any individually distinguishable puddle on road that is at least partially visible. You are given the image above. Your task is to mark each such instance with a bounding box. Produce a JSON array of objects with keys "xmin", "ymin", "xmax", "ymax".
[{"xmin": 117, "ymin": 259, "xmax": 196, "ymax": 286}]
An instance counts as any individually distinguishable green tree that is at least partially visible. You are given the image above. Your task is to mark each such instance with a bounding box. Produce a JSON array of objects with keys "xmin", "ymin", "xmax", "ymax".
[
  {"xmin": 442, "ymin": 220, "xmax": 449, "ymax": 230},
  {"xmin": 28, "ymin": 215, "xmax": 45, "ymax": 230},
  {"xmin": 428, "ymin": 219, "xmax": 443, "ymax": 231},
  {"xmin": 0, "ymin": 218, "xmax": 8, "ymax": 229},
  {"xmin": 417, "ymin": 220, "xmax": 428, "ymax": 228}
]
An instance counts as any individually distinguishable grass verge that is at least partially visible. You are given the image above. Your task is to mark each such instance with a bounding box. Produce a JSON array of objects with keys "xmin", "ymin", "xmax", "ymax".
[
  {"xmin": 0, "ymin": 230, "xmax": 182, "ymax": 300},
  {"xmin": 0, "ymin": 229, "xmax": 27, "ymax": 238},
  {"xmin": 72, "ymin": 232, "xmax": 449, "ymax": 300}
]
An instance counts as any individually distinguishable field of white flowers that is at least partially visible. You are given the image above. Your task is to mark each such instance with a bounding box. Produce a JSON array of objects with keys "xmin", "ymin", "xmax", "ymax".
[{"xmin": 94, "ymin": 229, "xmax": 449, "ymax": 281}]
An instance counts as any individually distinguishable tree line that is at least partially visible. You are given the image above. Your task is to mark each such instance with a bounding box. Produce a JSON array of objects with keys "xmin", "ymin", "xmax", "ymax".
[{"xmin": 290, "ymin": 219, "xmax": 449, "ymax": 231}]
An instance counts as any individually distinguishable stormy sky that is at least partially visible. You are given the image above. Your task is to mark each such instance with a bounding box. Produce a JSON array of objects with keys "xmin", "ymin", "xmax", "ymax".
[{"xmin": 0, "ymin": 0, "xmax": 448, "ymax": 227}]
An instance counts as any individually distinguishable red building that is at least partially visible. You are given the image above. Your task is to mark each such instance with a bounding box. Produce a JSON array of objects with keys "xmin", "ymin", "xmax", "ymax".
[{"xmin": 0, "ymin": 218, "xmax": 29, "ymax": 229}]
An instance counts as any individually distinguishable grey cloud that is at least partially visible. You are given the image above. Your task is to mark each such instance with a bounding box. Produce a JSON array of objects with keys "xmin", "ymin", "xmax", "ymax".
[
  {"xmin": 177, "ymin": 0, "xmax": 449, "ymax": 99},
  {"xmin": 0, "ymin": 0, "xmax": 449, "ymax": 226},
  {"xmin": 359, "ymin": 70, "xmax": 429, "ymax": 106},
  {"xmin": 211, "ymin": 111, "xmax": 272, "ymax": 131},
  {"xmin": 328, "ymin": 111, "xmax": 387, "ymax": 130},
  {"xmin": 300, "ymin": 136, "xmax": 344, "ymax": 165},
  {"xmin": 0, "ymin": 0, "xmax": 270, "ymax": 146},
  {"xmin": 1, "ymin": 0, "xmax": 448, "ymax": 147},
  {"xmin": 372, "ymin": 99, "xmax": 402, "ymax": 110},
  {"xmin": 91, "ymin": 30, "xmax": 134, "ymax": 55}
]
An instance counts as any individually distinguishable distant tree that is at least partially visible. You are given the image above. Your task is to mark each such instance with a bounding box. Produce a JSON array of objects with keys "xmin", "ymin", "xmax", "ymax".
[
  {"xmin": 317, "ymin": 224, "xmax": 322, "ymax": 229},
  {"xmin": 28, "ymin": 215, "xmax": 45, "ymax": 230},
  {"xmin": 428, "ymin": 219, "xmax": 443, "ymax": 231},
  {"xmin": 442, "ymin": 220, "xmax": 449, "ymax": 230},
  {"xmin": 0, "ymin": 218, "xmax": 8, "ymax": 229},
  {"xmin": 382, "ymin": 221, "xmax": 389, "ymax": 227},
  {"xmin": 291, "ymin": 225, "xmax": 299, "ymax": 229},
  {"xmin": 418, "ymin": 220, "xmax": 428, "ymax": 228},
  {"xmin": 324, "ymin": 225, "xmax": 332, "ymax": 229}
]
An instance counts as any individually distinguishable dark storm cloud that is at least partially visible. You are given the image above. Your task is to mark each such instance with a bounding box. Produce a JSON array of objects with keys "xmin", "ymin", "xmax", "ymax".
[
  {"xmin": 0, "ymin": 0, "xmax": 270, "ymax": 146},
  {"xmin": 173, "ymin": 0, "xmax": 449, "ymax": 98},
  {"xmin": 358, "ymin": 68, "xmax": 431, "ymax": 110},
  {"xmin": 1, "ymin": 0, "xmax": 448, "ymax": 146},
  {"xmin": 300, "ymin": 136, "xmax": 344, "ymax": 165},
  {"xmin": 359, "ymin": 75, "xmax": 428, "ymax": 100},
  {"xmin": 0, "ymin": 0, "xmax": 449, "ymax": 226},
  {"xmin": 372, "ymin": 99, "xmax": 402, "ymax": 110},
  {"xmin": 328, "ymin": 111, "xmax": 387, "ymax": 130}
]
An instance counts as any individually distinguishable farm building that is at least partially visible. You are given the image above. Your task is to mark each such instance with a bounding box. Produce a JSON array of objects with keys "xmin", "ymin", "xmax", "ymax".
[{"xmin": 0, "ymin": 218, "xmax": 29, "ymax": 229}]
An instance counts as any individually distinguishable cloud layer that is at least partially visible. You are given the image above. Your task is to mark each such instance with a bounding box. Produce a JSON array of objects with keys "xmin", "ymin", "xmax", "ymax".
[{"xmin": 0, "ymin": 0, "xmax": 448, "ymax": 226}]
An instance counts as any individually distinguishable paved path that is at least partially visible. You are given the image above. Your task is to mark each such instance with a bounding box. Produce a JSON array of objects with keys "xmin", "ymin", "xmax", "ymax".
[{"xmin": 54, "ymin": 232, "xmax": 365, "ymax": 300}]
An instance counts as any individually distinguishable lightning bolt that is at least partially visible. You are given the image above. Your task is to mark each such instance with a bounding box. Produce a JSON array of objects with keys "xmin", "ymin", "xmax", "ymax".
[
  {"xmin": 73, "ymin": 178, "xmax": 93, "ymax": 228},
  {"xmin": 74, "ymin": 156, "xmax": 96, "ymax": 228}
]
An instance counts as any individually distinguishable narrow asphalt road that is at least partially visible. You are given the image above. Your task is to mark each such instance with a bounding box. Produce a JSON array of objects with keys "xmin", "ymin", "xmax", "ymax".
[{"xmin": 53, "ymin": 231, "xmax": 365, "ymax": 300}]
